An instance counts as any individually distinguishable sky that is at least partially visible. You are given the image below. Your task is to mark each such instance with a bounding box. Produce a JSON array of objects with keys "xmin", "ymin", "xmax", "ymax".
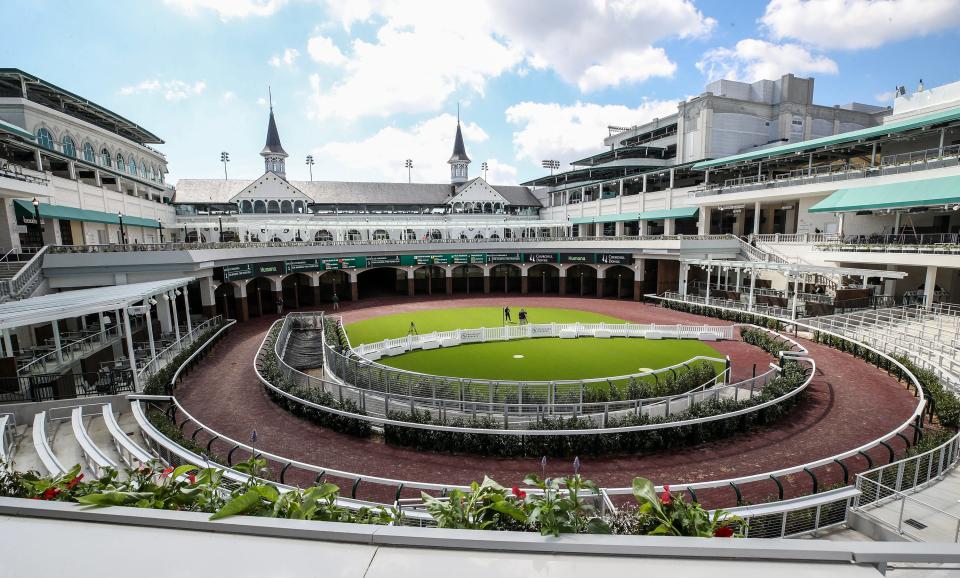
[{"xmin": 5, "ymin": 0, "xmax": 960, "ymax": 185}]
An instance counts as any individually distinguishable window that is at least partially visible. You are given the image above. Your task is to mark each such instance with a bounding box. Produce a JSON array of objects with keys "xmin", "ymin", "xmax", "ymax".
[
  {"xmin": 372, "ymin": 229, "xmax": 389, "ymax": 240},
  {"xmin": 116, "ymin": 153, "xmax": 125, "ymax": 172},
  {"xmin": 280, "ymin": 200, "xmax": 293, "ymax": 213},
  {"xmin": 253, "ymin": 200, "xmax": 266, "ymax": 213},
  {"xmin": 128, "ymin": 158, "xmax": 137, "ymax": 176},
  {"xmin": 83, "ymin": 142, "xmax": 95, "ymax": 163},
  {"xmin": 347, "ymin": 229, "xmax": 361, "ymax": 241},
  {"xmin": 267, "ymin": 200, "xmax": 280, "ymax": 213},
  {"xmin": 101, "ymin": 148, "xmax": 112, "ymax": 167},
  {"xmin": 240, "ymin": 200, "xmax": 253, "ymax": 213},
  {"xmin": 62, "ymin": 136, "xmax": 76, "ymax": 157},
  {"xmin": 139, "ymin": 162, "xmax": 147, "ymax": 179},
  {"xmin": 315, "ymin": 230, "xmax": 333, "ymax": 242},
  {"xmin": 36, "ymin": 128, "xmax": 54, "ymax": 149}
]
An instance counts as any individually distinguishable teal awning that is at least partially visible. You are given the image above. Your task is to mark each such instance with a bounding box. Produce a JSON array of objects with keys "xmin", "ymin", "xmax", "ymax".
[
  {"xmin": 14, "ymin": 199, "xmax": 160, "ymax": 228},
  {"xmin": 809, "ymin": 175, "xmax": 960, "ymax": 213},
  {"xmin": 0, "ymin": 118, "xmax": 34, "ymax": 140},
  {"xmin": 638, "ymin": 206, "xmax": 699, "ymax": 220},
  {"xmin": 693, "ymin": 105, "xmax": 960, "ymax": 170},
  {"xmin": 570, "ymin": 206, "xmax": 698, "ymax": 224}
]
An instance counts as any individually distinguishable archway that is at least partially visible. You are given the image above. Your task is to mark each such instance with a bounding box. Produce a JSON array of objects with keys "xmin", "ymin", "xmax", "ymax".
[
  {"xmin": 281, "ymin": 273, "xmax": 314, "ymax": 309},
  {"xmin": 346, "ymin": 229, "xmax": 362, "ymax": 242},
  {"xmin": 490, "ymin": 264, "xmax": 521, "ymax": 294},
  {"xmin": 315, "ymin": 230, "xmax": 333, "ymax": 242},
  {"xmin": 372, "ymin": 229, "xmax": 389, "ymax": 241},
  {"xmin": 220, "ymin": 230, "xmax": 240, "ymax": 242},
  {"xmin": 185, "ymin": 231, "xmax": 206, "ymax": 243},
  {"xmin": 247, "ymin": 277, "xmax": 277, "ymax": 317},
  {"xmin": 318, "ymin": 270, "xmax": 350, "ymax": 303},
  {"xmin": 528, "ymin": 264, "xmax": 560, "ymax": 295},
  {"xmin": 414, "ymin": 265, "xmax": 445, "ymax": 295},
  {"xmin": 451, "ymin": 264, "xmax": 483, "ymax": 294},
  {"xmin": 357, "ymin": 267, "xmax": 405, "ymax": 299},
  {"xmin": 565, "ymin": 264, "xmax": 598, "ymax": 297},
  {"xmin": 602, "ymin": 265, "xmax": 635, "ymax": 299},
  {"xmin": 214, "ymin": 282, "xmax": 238, "ymax": 319}
]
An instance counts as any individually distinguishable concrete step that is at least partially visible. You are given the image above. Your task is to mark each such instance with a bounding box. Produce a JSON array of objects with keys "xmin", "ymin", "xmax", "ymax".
[
  {"xmin": 49, "ymin": 419, "xmax": 90, "ymax": 478},
  {"xmin": 85, "ymin": 413, "xmax": 124, "ymax": 473},
  {"xmin": 9, "ymin": 424, "xmax": 44, "ymax": 475}
]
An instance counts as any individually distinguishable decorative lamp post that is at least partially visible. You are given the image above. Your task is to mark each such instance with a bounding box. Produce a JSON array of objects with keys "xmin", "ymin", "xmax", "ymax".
[
  {"xmin": 158, "ymin": 219, "xmax": 165, "ymax": 243},
  {"xmin": 32, "ymin": 197, "xmax": 43, "ymax": 235},
  {"xmin": 117, "ymin": 211, "xmax": 126, "ymax": 244},
  {"xmin": 218, "ymin": 216, "xmax": 224, "ymax": 243}
]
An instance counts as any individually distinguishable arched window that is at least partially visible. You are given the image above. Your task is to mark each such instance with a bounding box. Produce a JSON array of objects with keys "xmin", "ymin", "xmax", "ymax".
[
  {"xmin": 253, "ymin": 200, "xmax": 266, "ymax": 213},
  {"xmin": 490, "ymin": 233, "xmax": 500, "ymax": 239},
  {"xmin": 460, "ymin": 233, "xmax": 468, "ymax": 240},
  {"xmin": 430, "ymin": 229, "xmax": 442, "ymax": 240},
  {"xmin": 61, "ymin": 136, "xmax": 76, "ymax": 157},
  {"xmin": 36, "ymin": 128, "xmax": 54, "ymax": 150},
  {"xmin": 293, "ymin": 201, "xmax": 304, "ymax": 214},
  {"xmin": 101, "ymin": 148, "xmax": 112, "ymax": 167},
  {"xmin": 116, "ymin": 153, "xmax": 125, "ymax": 172},
  {"xmin": 82, "ymin": 142, "xmax": 95, "ymax": 163},
  {"xmin": 139, "ymin": 162, "xmax": 147, "ymax": 179},
  {"xmin": 403, "ymin": 229, "xmax": 416, "ymax": 240},
  {"xmin": 372, "ymin": 229, "xmax": 389, "ymax": 240},
  {"xmin": 315, "ymin": 230, "xmax": 333, "ymax": 242},
  {"xmin": 474, "ymin": 232, "xmax": 484, "ymax": 239},
  {"xmin": 128, "ymin": 157, "xmax": 137, "ymax": 176},
  {"xmin": 148, "ymin": 166, "xmax": 155, "ymax": 182},
  {"xmin": 280, "ymin": 200, "xmax": 293, "ymax": 213},
  {"xmin": 347, "ymin": 229, "xmax": 361, "ymax": 241},
  {"xmin": 240, "ymin": 200, "xmax": 253, "ymax": 213},
  {"xmin": 267, "ymin": 200, "xmax": 280, "ymax": 213},
  {"xmin": 270, "ymin": 235, "xmax": 282, "ymax": 243}
]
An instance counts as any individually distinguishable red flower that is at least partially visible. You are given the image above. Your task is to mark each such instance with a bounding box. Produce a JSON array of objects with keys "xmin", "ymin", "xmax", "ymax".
[
  {"xmin": 512, "ymin": 486, "xmax": 527, "ymax": 500},
  {"xmin": 660, "ymin": 485, "xmax": 672, "ymax": 506},
  {"xmin": 160, "ymin": 467, "xmax": 174, "ymax": 479},
  {"xmin": 41, "ymin": 487, "xmax": 61, "ymax": 500},
  {"xmin": 66, "ymin": 474, "xmax": 84, "ymax": 490},
  {"xmin": 714, "ymin": 526, "xmax": 735, "ymax": 538},
  {"xmin": 187, "ymin": 473, "xmax": 196, "ymax": 485}
]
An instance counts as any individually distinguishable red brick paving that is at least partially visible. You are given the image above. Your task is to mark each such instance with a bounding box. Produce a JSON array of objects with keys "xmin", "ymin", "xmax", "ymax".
[{"xmin": 175, "ymin": 295, "xmax": 920, "ymax": 507}]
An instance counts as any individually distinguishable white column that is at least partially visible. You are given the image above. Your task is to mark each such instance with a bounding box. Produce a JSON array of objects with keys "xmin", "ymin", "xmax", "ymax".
[
  {"xmin": 748, "ymin": 266, "xmax": 757, "ymax": 312},
  {"xmin": 98, "ymin": 312, "xmax": 106, "ymax": 338},
  {"xmin": 182, "ymin": 284, "xmax": 193, "ymax": 333},
  {"xmin": 144, "ymin": 305, "xmax": 156, "ymax": 359},
  {"xmin": 157, "ymin": 296, "xmax": 173, "ymax": 334},
  {"xmin": 51, "ymin": 321, "xmax": 63, "ymax": 363},
  {"xmin": 838, "ymin": 213, "xmax": 845, "ymax": 237},
  {"xmin": 2, "ymin": 329, "xmax": 12, "ymax": 358},
  {"xmin": 679, "ymin": 263, "xmax": 689, "ymax": 298},
  {"xmin": 893, "ymin": 212, "xmax": 901, "ymax": 235},
  {"xmin": 169, "ymin": 291, "xmax": 181, "ymax": 343},
  {"xmin": 705, "ymin": 265, "xmax": 712, "ymax": 304},
  {"xmin": 736, "ymin": 268, "xmax": 742, "ymax": 292},
  {"xmin": 753, "ymin": 201, "xmax": 761, "ymax": 236},
  {"xmin": 924, "ymin": 266, "xmax": 938, "ymax": 308},
  {"xmin": 123, "ymin": 308, "xmax": 139, "ymax": 391},
  {"xmin": 791, "ymin": 272, "xmax": 800, "ymax": 320}
]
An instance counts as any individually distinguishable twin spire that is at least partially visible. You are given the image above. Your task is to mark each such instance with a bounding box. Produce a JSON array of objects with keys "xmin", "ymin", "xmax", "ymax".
[{"xmin": 259, "ymin": 93, "xmax": 469, "ymax": 185}]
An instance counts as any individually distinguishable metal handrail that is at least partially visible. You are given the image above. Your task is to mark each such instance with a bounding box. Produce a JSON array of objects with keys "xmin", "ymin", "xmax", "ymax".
[
  {"xmin": 18, "ymin": 323, "xmax": 127, "ymax": 375},
  {"xmin": 0, "ymin": 245, "xmax": 48, "ymax": 299},
  {"xmin": 136, "ymin": 316, "xmax": 223, "ymax": 380}
]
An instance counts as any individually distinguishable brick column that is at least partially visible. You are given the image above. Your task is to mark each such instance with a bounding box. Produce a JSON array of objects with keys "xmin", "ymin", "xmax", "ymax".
[
  {"xmin": 521, "ymin": 274, "xmax": 529, "ymax": 295},
  {"xmin": 483, "ymin": 275, "xmax": 490, "ymax": 294},
  {"xmin": 350, "ymin": 281, "xmax": 358, "ymax": 301},
  {"xmin": 595, "ymin": 278, "xmax": 604, "ymax": 298}
]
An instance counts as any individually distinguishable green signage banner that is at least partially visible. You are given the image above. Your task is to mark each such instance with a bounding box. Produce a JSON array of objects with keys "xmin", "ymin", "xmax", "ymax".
[
  {"xmin": 598, "ymin": 253, "xmax": 633, "ymax": 265},
  {"xmin": 524, "ymin": 252, "xmax": 558, "ymax": 263},
  {"xmin": 320, "ymin": 256, "xmax": 366, "ymax": 269},
  {"xmin": 558, "ymin": 252, "xmax": 595, "ymax": 264},
  {"xmin": 221, "ymin": 264, "xmax": 253, "ymax": 281},
  {"xmin": 284, "ymin": 259, "xmax": 321, "ymax": 273},
  {"xmin": 486, "ymin": 252, "xmax": 522, "ymax": 263},
  {"xmin": 366, "ymin": 255, "xmax": 401, "ymax": 267}
]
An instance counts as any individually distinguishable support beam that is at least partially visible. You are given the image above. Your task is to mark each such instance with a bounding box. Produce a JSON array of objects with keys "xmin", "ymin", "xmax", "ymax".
[
  {"xmin": 123, "ymin": 309, "xmax": 139, "ymax": 392},
  {"xmin": 924, "ymin": 266, "xmax": 938, "ymax": 308},
  {"xmin": 51, "ymin": 321, "xmax": 63, "ymax": 363},
  {"xmin": 182, "ymin": 284, "xmax": 193, "ymax": 332}
]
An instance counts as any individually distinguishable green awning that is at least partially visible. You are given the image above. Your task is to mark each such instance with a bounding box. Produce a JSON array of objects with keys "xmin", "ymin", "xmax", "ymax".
[
  {"xmin": 638, "ymin": 207, "xmax": 699, "ymax": 220},
  {"xmin": 14, "ymin": 199, "xmax": 160, "ymax": 228},
  {"xmin": 693, "ymin": 105, "xmax": 960, "ymax": 170},
  {"xmin": 809, "ymin": 175, "xmax": 960, "ymax": 213},
  {"xmin": 0, "ymin": 118, "xmax": 34, "ymax": 140},
  {"xmin": 570, "ymin": 207, "xmax": 697, "ymax": 224}
]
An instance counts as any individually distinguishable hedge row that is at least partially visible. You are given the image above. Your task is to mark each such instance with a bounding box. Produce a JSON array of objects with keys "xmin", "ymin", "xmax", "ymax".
[
  {"xmin": 142, "ymin": 322, "xmax": 230, "ymax": 396},
  {"xmin": 741, "ymin": 327, "xmax": 792, "ymax": 359},
  {"xmin": 660, "ymin": 300, "xmax": 783, "ymax": 330},
  {"xmin": 382, "ymin": 361, "xmax": 809, "ymax": 457}
]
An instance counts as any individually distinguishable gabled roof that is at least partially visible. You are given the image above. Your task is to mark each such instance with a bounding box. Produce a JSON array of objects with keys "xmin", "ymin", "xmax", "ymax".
[
  {"xmin": 229, "ymin": 172, "xmax": 310, "ymax": 203},
  {"xmin": 448, "ymin": 178, "xmax": 511, "ymax": 205},
  {"xmin": 693, "ymin": 105, "xmax": 960, "ymax": 170},
  {"xmin": 261, "ymin": 108, "xmax": 288, "ymax": 157},
  {"xmin": 448, "ymin": 122, "xmax": 470, "ymax": 163}
]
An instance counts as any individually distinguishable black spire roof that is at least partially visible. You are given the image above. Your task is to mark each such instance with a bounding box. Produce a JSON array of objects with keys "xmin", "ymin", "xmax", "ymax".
[
  {"xmin": 448, "ymin": 122, "xmax": 470, "ymax": 163},
  {"xmin": 261, "ymin": 106, "xmax": 288, "ymax": 157}
]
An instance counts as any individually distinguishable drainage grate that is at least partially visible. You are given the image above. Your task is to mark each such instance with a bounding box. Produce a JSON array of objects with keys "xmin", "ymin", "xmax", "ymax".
[{"xmin": 903, "ymin": 518, "xmax": 928, "ymax": 530}]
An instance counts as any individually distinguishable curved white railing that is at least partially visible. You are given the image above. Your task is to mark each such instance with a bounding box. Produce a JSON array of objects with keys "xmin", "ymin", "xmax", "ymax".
[
  {"xmin": 101, "ymin": 403, "xmax": 152, "ymax": 467},
  {"xmin": 32, "ymin": 411, "xmax": 65, "ymax": 476},
  {"xmin": 71, "ymin": 405, "xmax": 118, "ymax": 474}
]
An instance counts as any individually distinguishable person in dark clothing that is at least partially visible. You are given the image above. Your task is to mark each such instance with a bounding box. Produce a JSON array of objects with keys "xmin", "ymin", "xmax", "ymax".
[
  {"xmin": 503, "ymin": 306, "xmax": 512, "ymax": 324},
  {"xmin": 519, "ymin": 308, "xmax": 528, "ymax": 325}
]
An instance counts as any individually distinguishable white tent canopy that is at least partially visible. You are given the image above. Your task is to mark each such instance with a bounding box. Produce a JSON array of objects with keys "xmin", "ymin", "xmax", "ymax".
[
  {"xmin": 680, "ymin": 259, "xmax": 907, "ymax": 280},
  {"xmin": 0, "ymin": 278, "xmax": 194, "ymax": 331}
]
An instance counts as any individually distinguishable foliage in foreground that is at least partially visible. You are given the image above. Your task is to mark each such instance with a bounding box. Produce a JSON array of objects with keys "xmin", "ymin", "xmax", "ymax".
[{"xmin": 0, "ymin": 459, "xmax": 739, "ymax": 538}]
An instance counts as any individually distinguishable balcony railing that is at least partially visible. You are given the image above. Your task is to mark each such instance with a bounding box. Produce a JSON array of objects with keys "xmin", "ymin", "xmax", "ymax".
[
  {"xmin": 693, "ymin": 144, "xmax": 960, "ymax": 198},
  {"xmin": 816, "ymin": 234, "xmax": 960, "ymax": 255}
]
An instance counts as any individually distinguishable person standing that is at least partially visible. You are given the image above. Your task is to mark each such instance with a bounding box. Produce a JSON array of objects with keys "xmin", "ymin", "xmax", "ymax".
[
  {"xmin": 331, "ymin": 292, "xmax": 340, "ymax": 310},
  {"xmin": 276, "ymin": 297, "xmax": 284, "ymax": 316},
  {"xmin": 504, "ymin": 306, "xmax": 512, "ymax": 324},
  {"xmin": 519, "ymin": 308, "xmax": 528, "ymax": 325},
  {"xmin": 408, "ymin": 321, "xmax": 419, "ymax": 336}
]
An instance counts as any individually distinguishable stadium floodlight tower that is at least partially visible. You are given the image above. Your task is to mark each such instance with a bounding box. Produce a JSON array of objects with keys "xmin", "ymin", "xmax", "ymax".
[
  {"xmin": 405, "ymin": 159, "xmax": 413, "ymax": 183},
  {"xmin": 541, "ymin": 159, "xmax": 560, "ymax": 175}
]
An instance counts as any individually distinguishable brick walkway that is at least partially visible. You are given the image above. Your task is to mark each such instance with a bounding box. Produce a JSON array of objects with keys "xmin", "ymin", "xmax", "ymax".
[{"xmin": 175, "ymin": 296, "xmax": 920, "ymax": 507}]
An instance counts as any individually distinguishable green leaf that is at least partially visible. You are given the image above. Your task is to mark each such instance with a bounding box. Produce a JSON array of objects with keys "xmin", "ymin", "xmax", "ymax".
[
  {"xmin": 171, "ymin": 464, "xmax": 198, "ymax": 481},
  {"xmin": 490, "ymin": 499, "xmax": 527, "ymax": 523},
  {"xmin": 76, "ymin": 492, "xmax": 153, "ymax": 506},
  {"xmin": 585, "ymin": 517, "xmax": 612, "ymax": 534},
  {"xmin": 255, "ymin": 484, "xmax": 280, "ymax": 503},
  {"xmin": 210, "ymin": 490, "xmax": 262, "ymax": 520}
]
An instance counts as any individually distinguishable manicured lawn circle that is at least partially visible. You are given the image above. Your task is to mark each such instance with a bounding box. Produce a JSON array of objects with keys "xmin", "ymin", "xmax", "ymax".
[{"xmin": 344, "ymin": 307, "xmax": 724, "ymax": 383}]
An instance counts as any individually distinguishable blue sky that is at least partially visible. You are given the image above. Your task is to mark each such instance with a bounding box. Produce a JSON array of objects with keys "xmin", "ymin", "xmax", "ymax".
[{"xmin": 6, "ymin": 0, "xmax": 960, "ymax": 185}]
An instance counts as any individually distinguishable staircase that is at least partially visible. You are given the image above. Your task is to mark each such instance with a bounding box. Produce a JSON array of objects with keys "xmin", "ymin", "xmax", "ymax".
[
  {"xmin": 0, "ymin": 246, "xmax": 49, "ymax": 304},
  {"xmin": 734, "ymin": 235, "xmax": 839, "ymax": 294}
]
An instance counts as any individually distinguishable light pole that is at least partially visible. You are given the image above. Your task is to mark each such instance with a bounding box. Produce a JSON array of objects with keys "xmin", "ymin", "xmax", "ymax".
[
  {"xmin": 404, "ymin": 159, "xmax": 413, "ymax": 183},
  {"xmin": 541, "ymin": 159, "xmax": 560, "ymax": 175},
  {"xmin": 117, "ymin": 211, "xmax": 126, "ymax": 244},
  {"xmin": 220, "ymin": 152, "xmax": 230, "ymax": 180},
  {"xmin": 481, "ymin": 161, "xmax": 489, "ymax": 180},
  {"xmin": 31, "ymin": 197, "xmax": 43, "ymax": 238},
  {"xmin": 306, "ymin": 155, "xmax": 314, "ymax": 181},
  {"xmin": 158, "ymin": 219, "xmax": 165, "ymax": 243},
  {"xmin": 218, "ymin": 216, "xmax": 223, "ymax": 243},
  {"xmin": 617, "ymin": 273, "xmax": 622, "ymax": 300}
]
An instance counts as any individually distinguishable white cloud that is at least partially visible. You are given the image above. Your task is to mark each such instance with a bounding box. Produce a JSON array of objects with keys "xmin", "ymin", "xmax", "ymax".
[
  {"xmin": 221, "ymin": 91, "xmax": 237, "ymax": 102},
  {"xmin": 269, "ymin": 48, "xmax": 300, "ymax": 69},
  {"xmin": 307, "ymin": 35, "xmax": 347, "ymax": 66},
  {"xmin": 163, "ymin": 0, "xmax": 287, "ymax": 20},
  {"xmin": 874, "ymin": 90, "xmax": 897, "ymax": 103},
  {"xmin": 307, "ymin": 0, "xmax": 713, "ymax": 121},
  {"xmin": 256, "ymin": 97, "xmax": 269, "ymax": 107},
  {"xmin": 482, "ymin": 159, "xmax": 518, "ymax": 185},
  {"xmin": 119, "ymin": 79, "xmax": 207, "ymax": 101},
  {"xmin": 762, "ymin": 0, "xmax": 960, "ymax": 50},
  {"xmin": 696, "ymin": 39, "xmax": 838, "ymax": 83},
  {"xmin": 505, "ymin": 100, "xmax": 679, "ymax": 167},
  {"xmin": 314, "ymin": 113, "xmax": 488, "ymax": 182}
]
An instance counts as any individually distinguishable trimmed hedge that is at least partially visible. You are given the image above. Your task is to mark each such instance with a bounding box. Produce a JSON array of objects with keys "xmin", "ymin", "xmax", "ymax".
[
  {"xmin": 661, "ymin": 299, "xmax": 783, "ymax": 330},
  {"xmin": 382, "ymin": 361, "xmax": 809, "ymax": 457},
  {"xmin": 741, "ymin": 327, "xmax": 791, "ymax": 358}
]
